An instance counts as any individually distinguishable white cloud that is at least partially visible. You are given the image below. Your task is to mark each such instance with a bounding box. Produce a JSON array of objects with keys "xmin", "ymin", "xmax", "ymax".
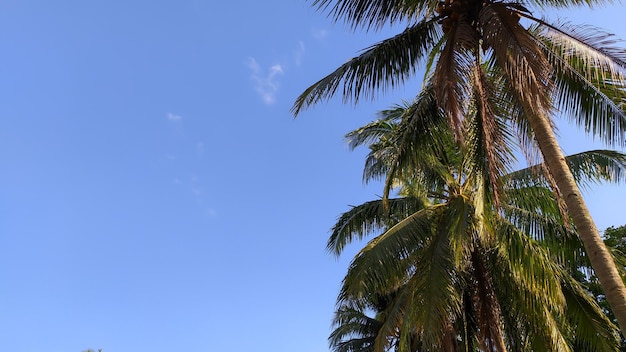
[
  {"xmin": 246, "ymin": 57, "xmax": 284, "ymax": 105},
  {"xmin": 247, "ymin": 57, "xmax": 260, "ymax": 72},
  {"xmin": 167, "ymin": 113, "xmax": 182, "ymax": 121},
  {"xmin": 192, "ymin": 186, "xmax": 204, "ymax": 196},
  {"xmin": 312, "ymin": 28, "xmax": 329, "ymax": 41},
  {"xmin": 196, "ymin": 141, "xmax": 205, "ymax": 157},
  {"xmin": 294, "ymin": 41, "xmax": 305, "ymax": 66}
]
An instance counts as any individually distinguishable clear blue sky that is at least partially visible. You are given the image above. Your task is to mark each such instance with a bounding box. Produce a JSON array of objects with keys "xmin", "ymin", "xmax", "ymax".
[{"xmin": 0, "ymin": 2, "xmax": 623, "ymax": 352}]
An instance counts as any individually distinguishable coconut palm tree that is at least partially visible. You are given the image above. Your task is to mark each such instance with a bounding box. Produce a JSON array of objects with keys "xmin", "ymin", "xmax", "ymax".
[
  {"xmin": 326, "ymin": 97, "xmax": 626, "ymax": 350},
  {"xmin": 292, "ymin": 0, "xmax": 626, "ymax": 331}
]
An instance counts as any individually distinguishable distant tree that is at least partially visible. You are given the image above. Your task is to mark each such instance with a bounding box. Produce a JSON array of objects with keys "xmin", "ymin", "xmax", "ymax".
[
  {"xmin": 604, "ymin": 226, "xmax": 626, "ymax": 257},
  {"xmin": 578, "ymin": 225, "xmax": 626, "ymax": 350}
]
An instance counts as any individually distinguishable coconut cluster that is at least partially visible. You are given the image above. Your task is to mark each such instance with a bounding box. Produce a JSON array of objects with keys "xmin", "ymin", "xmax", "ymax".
[{"xmin": 435, "ymin": 0, "xmax": 482, "ymax": 33}]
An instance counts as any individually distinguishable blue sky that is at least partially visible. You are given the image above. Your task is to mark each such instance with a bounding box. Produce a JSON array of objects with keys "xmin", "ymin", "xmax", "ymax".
[{"xmin": 0, "ymin": 1, "xmax": 624, "ymax": 352}]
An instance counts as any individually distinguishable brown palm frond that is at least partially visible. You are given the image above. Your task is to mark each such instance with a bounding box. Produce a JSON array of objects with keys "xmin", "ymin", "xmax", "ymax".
[
  {"xmin": 441, "ymin": 321, "xmax": 460, "ymax": 352},
  {"xmin": 433, "ymin": 16, "xmax": 477, "ymax": 140},
  {"xmin": 480, "ymin": 4, "xmax": 553, "ymax": 116},
  {"xmin": 467, "ymin": 63, "xmax": 516, "ymax": 207},
  {"xmin": 470, "ymin": 248, "xmax": 507, "ymax": 352},
  {"xmin": 373, "ymin": 287, "xmax": 412, "ymax": 352}
]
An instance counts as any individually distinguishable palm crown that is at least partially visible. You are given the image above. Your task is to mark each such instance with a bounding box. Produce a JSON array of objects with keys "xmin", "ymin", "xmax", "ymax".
[{"xmin": 293, "ymin": 0, "xmax": 626, "ymax": 132}]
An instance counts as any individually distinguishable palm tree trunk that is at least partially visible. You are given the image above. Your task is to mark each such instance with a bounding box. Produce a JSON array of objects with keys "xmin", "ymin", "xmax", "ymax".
[{"xmin": 527, "ymin": 112, "xmax": 626, "ymax": 334}]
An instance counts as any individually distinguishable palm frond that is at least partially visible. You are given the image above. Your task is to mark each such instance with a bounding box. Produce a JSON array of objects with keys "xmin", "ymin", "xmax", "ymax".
[
  {"xmin": 292, "ymin": 19, "xmax": 441, "ymax": 115},
  {"xmin": 338, "ymin": 207, "xmax": 437, "ymax": 303},
  {"xmin": 345, "ymin": 114, "xmax": 398, "ymax": 151},
  {"xmin": 464, "ymin": 63, "xmax": 516, "ymax": 206},
  {"xmin": 562, "ymin": 149, "xmax": 626, "ymax": 188},
  {"xmin": 518, "ymin": 0, "xmax": 608, "ymax": 10},
  {"xmin": 493, "ymin": 221, "xmax": 566, "ymax": 311},
  {"xmin": 377, "ymin": 85, "xmax": 452, "ymax": 204},
  {"xmin": 533, "ymin": 19, "xmax": 626, "ymax": 70},
  {"xmin": 506, "ymin": 149, "xmax": 626, "ymax": 191},
  {"xmin": 375, "ymin": 286, "xmax": 413, "ymax": 352},
  {"xmin": 530, "ymin": 21, "xmax": 626, "ymax": 147},
  {"xmin": 433, "ymin": 18, "xmax": 476, "ymax": 138},
  {"xmin": 329, "ymin": 306, "xmax": 382, "ymax": 352},
  {"xmin": 502, "ymin": 202, "xmax": 588, "ymax": 273},
  {"xmin": 311, "ymin": 0, "xmax": 433, "ymax": 30},
  {"xmin": 469, "ymin": 248, "xmax": 507, "ymax": 352},
  {"xmin": 403, "ymin": 215, "xmax": 463, "ymax": 350},
  {"xmin": 489, "ymin": 243, "xmax": 571, "ymax": 351},
  {"xmin": 480, "ymin": 3, "xmax": 553, "ymax": 117},
  {"xmin": 329, "ymin": 197, "xmax": 427, "ymax": 256},
  {"xmin": 560, "ymin": 274, "xmax": 621, "ymax": 352},
  {"xmin": 487, "ymin": 62, "xmax": 543, "ymax": 168}
]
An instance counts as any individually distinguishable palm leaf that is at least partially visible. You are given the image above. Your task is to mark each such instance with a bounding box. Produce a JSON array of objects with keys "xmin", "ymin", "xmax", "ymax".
[
  {"xmin": 432, "ymin": 18, "xmax": 476, "ymax": 138},
  {"xmin": 493, "ymin": 221, "xmax": 566, "ymax": 311},
  {"xmin": 329, "ymin": 197, "xmax": 427, "ymax": 256},
  {"xmin": 505, "ymin": 149, "xmax": 626, "ymax": 191},
  {"xmin": 518, "ymin": 0, "xmax": 608, "ymax": 9},
  {"xmin": 374, "ymin": 286, "xmax": 413, "ymax": 352},
  {"xmin": 530, "ymin": 21, "xmax": 626, "ymax": 147},
  {"xmin": 291, "ymin": 19, "xmax": 441, "ymax": 115},
  {"xmin": 329, "ymin": 305, "xmax": 382, "ymax": 352},
  {"xmin": 468, "ymin": 248, "xmax": 507, "ymax": 352},
  {"xmin": 560, "ymin": 274, "xmax": 621, "ymax": 352},
  {"xmin": 338, "ymin": 206, "xmax": 438, "ymax": 303},
  {"xmin": 345, "ymin": 114, "xmax": 398, "ymax": 151},
  {"xmin": 464, "ymin": 63, "xmax": 516, "ymax": 205},
  {"xmin": 310, "ymin": 0, "xmax": 434, "ymax": 30},
  {"xmin": 489, "ymin": 240, "xmax": 570, "ymax": 351},
  {"xmin": 376, "ymin": 86, "xmax": 452, "ymax": 205},
  {"xmin": 402, "ymin": 214, "xmax": 463, "ymax": 350},
  {"xmin": 480, "ymin": 3, "xmax": 553, "ymax": 117}
]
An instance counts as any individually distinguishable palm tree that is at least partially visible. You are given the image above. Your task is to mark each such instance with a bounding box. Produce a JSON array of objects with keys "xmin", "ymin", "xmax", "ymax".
[
  {"xmin": 327, "ymin": 98, "xmax": 626, "ymax": 350},
  {"xmin": 292, "ymin": 0, "xmax": 626, "ymax": 331}
]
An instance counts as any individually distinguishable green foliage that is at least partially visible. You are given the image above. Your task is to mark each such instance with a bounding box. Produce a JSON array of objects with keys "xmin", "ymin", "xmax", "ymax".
[
  {"xmin": 578, "ymin": 225, "xmax": 626, "ymax": 351},
  {"xmin": 296, "ymin": 0, "xmax": 626, "ymax": 346},
  {"xmin": 328, "ymin": 100, "xmax": 626, "ymax": 351}
]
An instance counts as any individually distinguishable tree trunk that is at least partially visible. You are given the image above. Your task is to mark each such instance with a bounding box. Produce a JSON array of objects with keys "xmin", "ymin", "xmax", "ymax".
[{"xmin": 527, "ymin": 112, "xmax": 626, "ymax": 334}]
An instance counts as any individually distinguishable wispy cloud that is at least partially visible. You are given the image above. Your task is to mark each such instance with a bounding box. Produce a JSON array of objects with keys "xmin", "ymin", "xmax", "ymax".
[
  {"xmin": 312, "ymin": 28, "xmax": 329, "ymax": 41},
  {"xmin": 196, "ymin": 141, "xmax": 205, "ymax": 157},
  {"xmin": 167, "ymin": 113, "xmax": 182, "ymax": 121},
  {"xmin": 246, "ymin": 58, "xmax": 284, "ymax": 105},
  {"xmin": 294, "ymin": 41, "xmax": 305, "ymax": 66}
]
